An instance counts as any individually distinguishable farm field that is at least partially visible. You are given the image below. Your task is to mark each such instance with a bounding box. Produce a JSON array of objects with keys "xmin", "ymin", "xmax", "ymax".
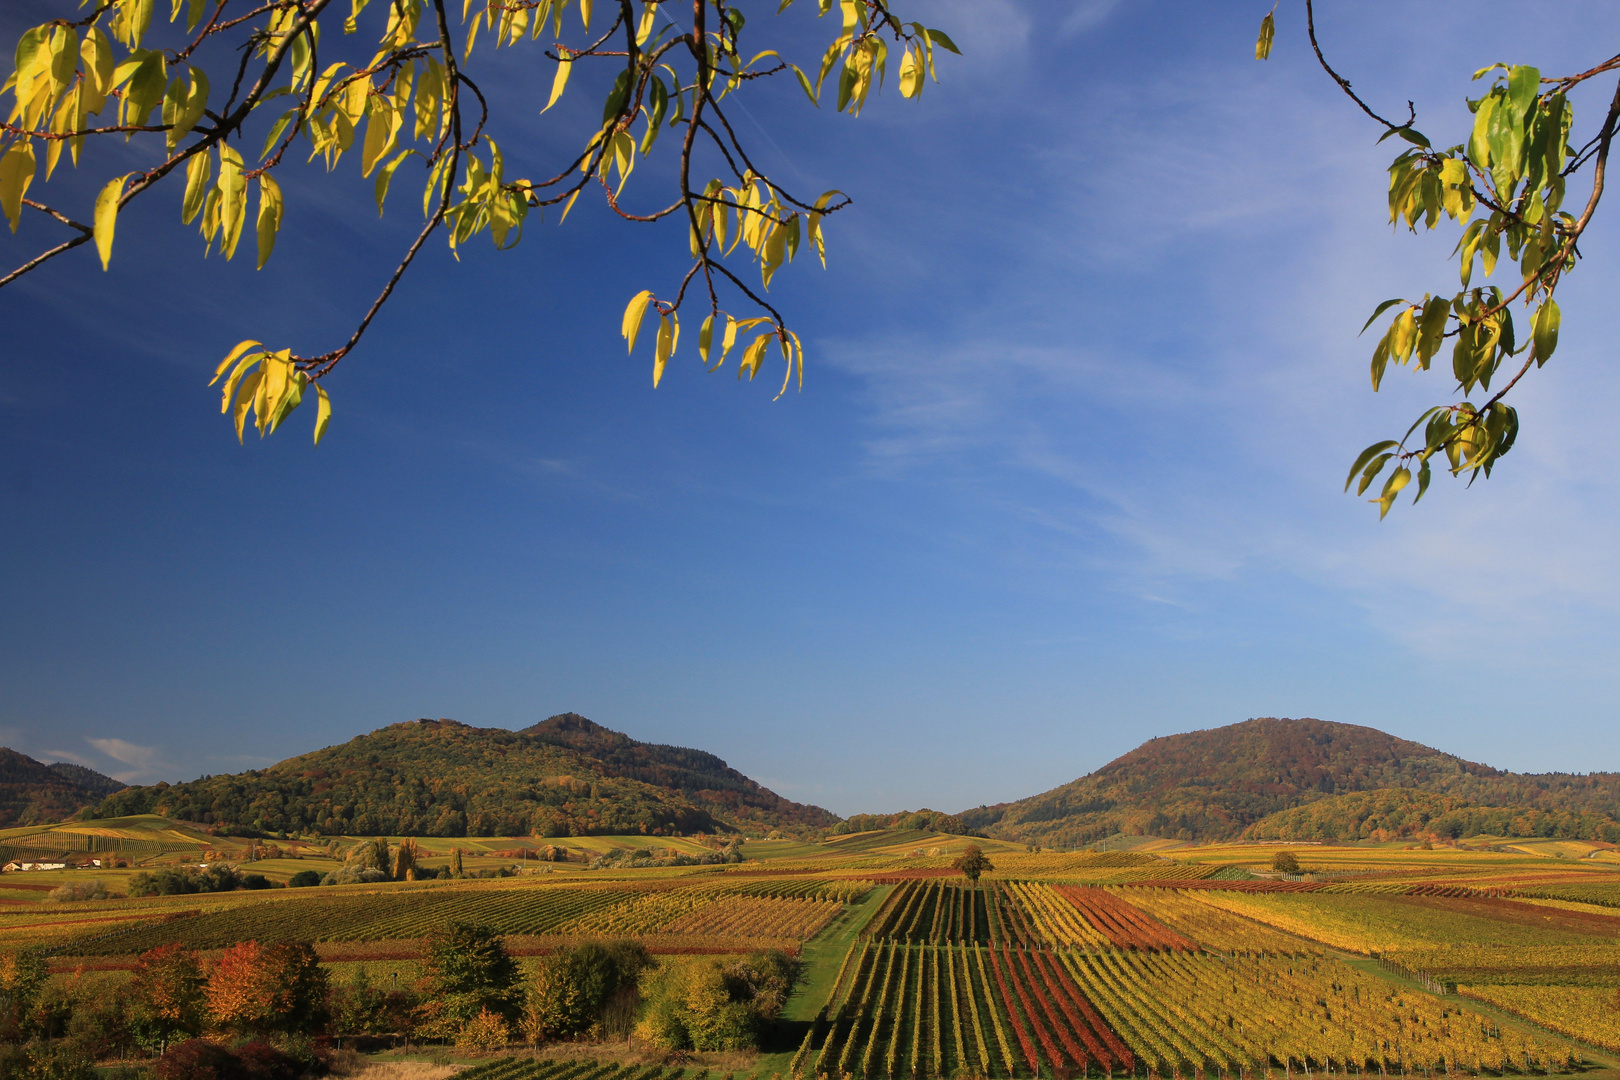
[{"xmin": 6, "ymin": 827, "xmax": 1620, "ymax": 1077}]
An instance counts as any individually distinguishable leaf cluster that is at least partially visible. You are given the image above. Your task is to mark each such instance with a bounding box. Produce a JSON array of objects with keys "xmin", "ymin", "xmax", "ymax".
[
  {"xmin": 1259, "ymin": 8, "xmax": 1618, "ymax": 514},
  {"xmin": 1, "ymin": 0, "xmax": 956, "ymax": 442}
]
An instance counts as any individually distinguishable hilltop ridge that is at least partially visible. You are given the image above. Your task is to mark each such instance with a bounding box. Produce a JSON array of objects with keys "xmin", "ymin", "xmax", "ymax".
[
  {"xmin": 0, "ymin": 749, "xmax": 125, "ymax": 828},
  {"xmin": 93, "ymin": 715, "xmax": 834, "ymax": 838},
  {"xmin": 960, "ymin": 717, "xmax": 1620, "ymax": 845}
]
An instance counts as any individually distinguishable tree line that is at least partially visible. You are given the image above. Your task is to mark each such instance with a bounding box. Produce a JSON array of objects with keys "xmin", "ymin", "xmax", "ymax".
[{"xmin": 1, "ymin": 921, "xmax": 802, "ymax": 1074}]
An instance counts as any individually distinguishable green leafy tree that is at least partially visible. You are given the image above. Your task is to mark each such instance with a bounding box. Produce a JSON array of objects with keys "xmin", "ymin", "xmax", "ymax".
[
  {"xmin": 419, "ymin": 921, "xmax": 522, "ymax": 1034},
  {"xmin": 1271, "ymin": 849, "xmax": 1301, "ymax": 874},
  {"xmin": 635, "ymin": 949, "xmax": 797, "ymax": 1052},
  {"xmin": 951, "ymin": 843, "xmax": 993, "ymax": 884},
  {"xmin": 0, "ymin": 950, "xmax": 49, "ymax": 1034},
  {"xmin": 1260, "ymin": 2, "xmax": 1620, "ymax": 514},
  {"xmin": 521, "ymin": 939, "xmax": 650, "ymax": 1042},
  {"xmin": 0, "ymin": 0, "xmax": 956, "ymax": 444}
]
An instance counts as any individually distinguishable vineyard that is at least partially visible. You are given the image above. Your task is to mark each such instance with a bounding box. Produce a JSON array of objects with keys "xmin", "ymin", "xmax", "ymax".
[
  {"xmin": 3, "ymin": 825, "xmax": 1617, "ymax": 1075},
  {"xmin": 458, "ymin": 1058, "xmax": 733, "ymax": 1080},
  {"xmin": 787, "ymin": 939, "xmax": 1584, "ymax": 1079}
]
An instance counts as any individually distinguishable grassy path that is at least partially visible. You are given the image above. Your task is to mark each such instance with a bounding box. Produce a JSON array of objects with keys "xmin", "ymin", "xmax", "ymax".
[{"xmin": 751, "ymin": 884, "xmax": 894, "ymax": 1074}]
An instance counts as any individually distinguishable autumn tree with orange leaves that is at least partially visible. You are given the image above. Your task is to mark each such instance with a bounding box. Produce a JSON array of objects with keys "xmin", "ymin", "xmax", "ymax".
[{"xmin": 204, "ymin": 940, "xmax": 327, "ymax": 1034}]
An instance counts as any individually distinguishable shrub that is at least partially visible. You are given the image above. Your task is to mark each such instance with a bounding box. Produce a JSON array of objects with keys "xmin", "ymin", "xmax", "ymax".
[
  {"xmin": 153, "ymin": 1040, "xmax": 243, "ymax": 1080},
  {"xmin": 12, "ymin": 1044, "xmax": 98, "ymax": 1080},
  {"xmin": 129, "ymin": 944, "xmax": 206, "ymax": 1051},
  {"xmin": 128, "ymin": 866, "xmax": 253, "ymax": 897},
  {"xmin": 318, "ymin": 867, "xmax": 388, "ymax": 887},
  {"xmin": 454, "ymin": 1008, "xmax": 511, "ymax": 1053},
  {"xmin": 287, "ymin": 871, "xmax": 322, "ymax": 889},
  {"xmin": 47, "ymin": 880, "xmax": 108, "ymax": 903},
  {"xmin": 229, "ymin": 1040, "xmax": 300, "ymax": 1080}
]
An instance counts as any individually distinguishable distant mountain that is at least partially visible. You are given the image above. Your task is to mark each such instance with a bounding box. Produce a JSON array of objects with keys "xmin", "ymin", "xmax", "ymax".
[
  {"xmin": 92, "ymin": 715, "xmax": 835, "ymax": 839},
  {"xmin": 46, "ymin": 761, "xmax": 127, "ymax": 799},
  {"xmin": 522, "ymin": 714, "xmax": 837, "ymax": 833},
  {"xmin": 0, "ymin": 749, "xmax": 125, "ymax": 827},
  {"xmin": 958, "ymin": 717, "xmax": 1620, "ymax": 845}
]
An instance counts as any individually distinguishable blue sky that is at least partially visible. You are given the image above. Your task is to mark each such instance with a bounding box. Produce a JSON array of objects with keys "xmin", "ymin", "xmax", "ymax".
[{"xmin": 4, "ymin": 1, "xmax": 1619, "ymax": 816}]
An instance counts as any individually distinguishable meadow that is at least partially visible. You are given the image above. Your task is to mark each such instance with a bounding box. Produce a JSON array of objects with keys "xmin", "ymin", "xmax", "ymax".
[{"xmin": 4, "ymin": 825, "xmax": 1619, "ymax": 1078}]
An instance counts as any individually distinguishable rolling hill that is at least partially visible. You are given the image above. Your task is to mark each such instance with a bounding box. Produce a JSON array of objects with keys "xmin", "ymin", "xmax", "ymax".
[
  {"xmin": 958, "ymin": 717, "xmax": 1620, "ymax": 846},
  {"xmin": 0, "ymin": 749, "xmax": 125, "ymax": 828},
  {"xmin": 90, "ymin": 715, "xmax": 835, "ymax": 839}
]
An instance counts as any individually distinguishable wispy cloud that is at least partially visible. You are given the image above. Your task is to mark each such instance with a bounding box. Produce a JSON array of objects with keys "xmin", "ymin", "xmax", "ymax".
[{"xmin": 84, "ymin": 738, "xmax": 166, "ymax": 784}]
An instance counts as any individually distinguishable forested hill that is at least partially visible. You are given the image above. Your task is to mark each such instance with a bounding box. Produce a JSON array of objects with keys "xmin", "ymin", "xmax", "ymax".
[
  {"xmin": 0, "ymin": 749, "xmax": 124, "ymax": 828},
  {"xmin": 522, "ymin": 714, "xmax": 837, "ymax": 833},
  {"xmin": 1244, "ymin": 788, "xmax": 1620, "ymax": 844},
  {"xmin": 91, "ymin": 716, "xmax": 835, "ymax": 838},
  {"xmin": 956, "ymin": 717, "xmax": 1620, "ymax": 846}
]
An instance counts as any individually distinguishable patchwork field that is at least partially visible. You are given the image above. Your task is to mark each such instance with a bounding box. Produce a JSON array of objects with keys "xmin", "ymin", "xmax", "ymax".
[{"xmin": 6, "ymin": 830, "xmax": 1619, "ymax": 1077}]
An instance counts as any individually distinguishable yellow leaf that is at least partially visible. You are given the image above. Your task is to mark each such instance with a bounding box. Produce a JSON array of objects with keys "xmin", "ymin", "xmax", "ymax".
[
  {"xmin": 698, "ymin": 313, "xmax": 715, "ymax": 366},
  {"xmin": 543, "ymin": 48, "xmax": 571, "ymax": 112},
  {"xmin": 233, "ymin": 370, "xmax": 262, "ymax": 442},
  {"xmin": 217, "ymin": 144, "xmax": 246, "ymax": 260},
  {"xmin": 898, "ymin": 48, "xmax": 921, "ymax": 99},
  {"xmin": 0, "ymin": 140, "xmax": 37, "ymax": 234},
  {"xmin": 211, "ymin": 338, "xmax": 262, "ymax": 385},
  {"xmin": 93, "ymin": 173, "xmax": 129, "ymax": 269},
  {"xmin": 181, "ymin": 149, "xmax": 211, "ymax": 224},
  {"xmin": 1255, "ymin": 11, "xmax": 1275, "ymax": 61},
  {"xmin": 255, "ymin": 174, "xmax": 283, "ymax": 269},
  {"xmin": 653, "ymin": 315, "xmax": 675, "ymax": 387},
  {"xmin": 313, "ymin": 384, "xmax": 332, "ymax": 444},
  {"xmin": 622, "ymin": 289, "xmax": 655, "ymax": 353}
]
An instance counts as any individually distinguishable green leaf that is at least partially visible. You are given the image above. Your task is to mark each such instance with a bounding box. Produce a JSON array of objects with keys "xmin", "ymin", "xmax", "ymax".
[
  {"xmin": 1413, "ymin": 457, "xmax": 1432, "ymax": 505},
  {"xmin": 1531, "ymin": 297, "xmax": 1560, "ymax": 366},
  {"xmin": 93, "ymin": 174, "xmax": 129, "ymax": 270},
  {"xmin": 1416, "ymin": 295, "xmax": 1449, "ymax": 366},
  {"xmin": 180, "ymin": 149, "xmax": 211, "ymax": 225},
  {"xmin": 1376, "ymin": 126, "xmax": 1431, "ymax": 149},
  {"xmin": 260, "ymin": 108, "xmax": 298, "ymax": 161},
  {"xmin": 1507, "ymin": 65, "xmax": 1540, "ymax": 124},
  {"xmin": 1345, "ymin": 441, "xmax": 1399, "ymax": 492},
  {"xmin": 790, "ymin": 63, "xmax": 819, "ymax": 106},
  {"xmin": 923, "ymin": 28, "xmax": 960, "ymax": 55},
  {"xmin": 1359, "ymin": 298, "xmax": 1406, "ymax": 335},
  {"xmin": 1254, "ymin": 12, "xmax": 1274, "ymax": 60},
  {"xmin": 1375, "ymin": 467, "xmax": 1411, "ymax": 519}
]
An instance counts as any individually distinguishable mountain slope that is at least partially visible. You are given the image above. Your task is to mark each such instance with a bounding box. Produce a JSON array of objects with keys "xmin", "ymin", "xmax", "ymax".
[
  {"xmin": 959, "ymin": 717, "xmax": 1620, "ymax": 845},
  {"xmin": 1245, "ymin": 787, "xmax": 1620, "ymax": 843},
  {"xmin": 0, "ymin": 749, "xmax": 125, "ymax": 827},
  {"xmin": 523, "ymin": 714, "xmax": 837, "ymax": 833},
  {"xmin": 92, "ymin": 716, "xmax": 833, "ymax": 838}
]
